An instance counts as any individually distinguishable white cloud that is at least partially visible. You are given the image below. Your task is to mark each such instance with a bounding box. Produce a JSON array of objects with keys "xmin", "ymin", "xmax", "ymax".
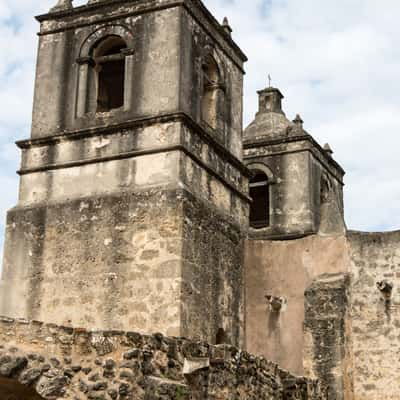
[{"xmin": 0, "ymin": 0, "xmax": 399, "ymax": 263}]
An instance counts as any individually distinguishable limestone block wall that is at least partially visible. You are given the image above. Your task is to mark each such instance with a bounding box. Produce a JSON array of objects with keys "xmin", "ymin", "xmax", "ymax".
[
  {"xmin": 0, "ymin": 316, "xmax": 326, "ymax": 400},
  {"xmin": 1, "ymin": 186, "xmax": 246, "ymax": 347},
  {"xmin": 3, "ymin": 110, "xmax": 249, "ymax": 344},
  {"xmin": 0, "ymin": 189, "xmax": 184, "ymax": 335}
]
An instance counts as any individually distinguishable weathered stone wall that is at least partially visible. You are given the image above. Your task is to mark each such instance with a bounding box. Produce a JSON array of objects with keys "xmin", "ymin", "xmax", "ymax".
[
  {"xmin": 347, "ymin": 231, "xmax": 400, "ymax": 400},
  {"xmin": 1, "ymin": 187, "xmax": 246, "ymax": 347},
  {"xmin": 32, "ymin": 0, "xmax": 246, "ymax": 148},
  {"xmin": 244, "ymin": 234, "xmax": 350, "ymax": 375},
  {"xmin": 303, "ymin": 273, "xmax": 354, "ymax": 400},
  {"xmin": 181, "ymin": 192, "xmax": 245, "ymax": 347},
  {"xmin": 0, "ymin": 316, "xmax": 326, "ymax": 400},
  {"xmin": 244, "ymin": 137, "xmax": 345, "ymax": 239},
  {"xmin": 33, "ymin": 4, "xmax": 181, "ymax": 138},
  {"xmin": 255, "ymin": 230, "xmax": 400, "ymax": 400},
  {"xmin": 180, "ymin": 6, "xmax": 245, "ymax": 159},
  {"xmin": 2, "ymin": 0, "xmax": 249, "ymax": 347},
  {"xmin": 1, "ymin": 189, "xmax": 184, "ymax": 335}
]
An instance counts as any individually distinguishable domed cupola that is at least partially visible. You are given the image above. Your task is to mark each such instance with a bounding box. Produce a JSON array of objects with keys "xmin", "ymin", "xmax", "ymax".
[{"xmin": 244, "ymin": 87, "xmax": 298, "ymax": 141}]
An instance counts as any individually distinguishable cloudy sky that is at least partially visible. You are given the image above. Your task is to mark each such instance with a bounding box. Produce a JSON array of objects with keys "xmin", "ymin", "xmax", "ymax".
[{"xmin": 0, "ymin": 0, "xmax": 399, "ymax": 260}]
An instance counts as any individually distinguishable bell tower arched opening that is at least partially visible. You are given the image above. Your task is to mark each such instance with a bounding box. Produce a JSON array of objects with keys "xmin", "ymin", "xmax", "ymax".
[
  {"xmin": 92, "ymin": 35, "xmax": 127, "ymax": 112},
  {"xmin": 249, "ymin": 170, "xmax": 270, "ymax": 229}
]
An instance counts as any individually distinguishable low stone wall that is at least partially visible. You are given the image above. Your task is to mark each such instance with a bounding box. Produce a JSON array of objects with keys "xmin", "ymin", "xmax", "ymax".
[{"xmin": 0, "ymin": 316, "xmax": 326, "ymax": 400}]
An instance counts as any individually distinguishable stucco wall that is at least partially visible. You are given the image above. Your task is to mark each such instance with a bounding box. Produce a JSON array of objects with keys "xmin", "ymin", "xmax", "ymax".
[{"xmin": 244, "ymin": 234, "xmax": 350, "ymax": 375}]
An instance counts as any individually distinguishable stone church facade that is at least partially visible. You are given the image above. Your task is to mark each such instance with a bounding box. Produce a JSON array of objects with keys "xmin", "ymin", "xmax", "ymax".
[{"xmin": 0, "ymin": 0, "xmax": 398, "ymax": 399}]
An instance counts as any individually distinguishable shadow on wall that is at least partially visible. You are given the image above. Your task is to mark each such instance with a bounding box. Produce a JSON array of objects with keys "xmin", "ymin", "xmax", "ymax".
[{"xmin": 0, "ymin": 377, "xmax": 44, "ymax": 400}]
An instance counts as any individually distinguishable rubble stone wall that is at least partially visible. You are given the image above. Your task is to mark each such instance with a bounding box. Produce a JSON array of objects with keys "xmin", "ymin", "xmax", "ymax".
[{"xmin": 0, "ymin": 316, "xmax": 326, "ymax": 400}]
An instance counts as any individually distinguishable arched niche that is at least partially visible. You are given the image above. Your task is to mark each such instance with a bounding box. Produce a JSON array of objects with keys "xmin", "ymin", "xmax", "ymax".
[{"xmin": 200, "ymin": 51, "xmax": 226, "ymax": 132}]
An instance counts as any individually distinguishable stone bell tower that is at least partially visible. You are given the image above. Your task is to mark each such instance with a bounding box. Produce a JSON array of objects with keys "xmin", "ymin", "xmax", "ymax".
[
  {"xmin": 244, "ymin": 86, "xmax": 346, "ymax": 239},
  {"xmin": 0, "ymin": 0, "xmax": 249, "ymax": 346}
]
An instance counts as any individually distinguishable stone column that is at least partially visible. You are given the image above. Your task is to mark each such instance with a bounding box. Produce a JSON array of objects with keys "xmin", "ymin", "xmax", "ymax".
[
  {"xmin": 76, "ymin": 57, "xmax": 93, "ymax": 118},
  {"xmin": 122, "ymin": 49, "xmax": 135, "ymax": 111}
]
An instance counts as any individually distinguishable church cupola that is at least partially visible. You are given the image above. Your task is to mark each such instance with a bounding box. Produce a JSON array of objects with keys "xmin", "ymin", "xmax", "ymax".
[
  {"xmin": 257, "ymin": 86, "xmax": 285, "ymax": 115},
  {"xmin": 244, "ymin": 86, "xmax": 294, "ymax": 142}
]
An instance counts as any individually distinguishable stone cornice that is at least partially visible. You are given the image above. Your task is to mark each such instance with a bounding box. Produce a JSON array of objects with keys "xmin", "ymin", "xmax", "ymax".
[
  {"xmin": 35, "ymin": 0, "xmax": 247, "ymax": 70},
  {"xmin": 18, "ymin": 143, "xmax": 251, "ymax": 203},
  {"xmin": 243, "ymin": 133, "xmax": 345, "ymax": 178},
  {"xmin": 17, "ymin": 112, "xmax": 250, "ymax": 177},
  {"xmin": 245, "ymin": 146, "xmax": 344, "ymax": 185}
]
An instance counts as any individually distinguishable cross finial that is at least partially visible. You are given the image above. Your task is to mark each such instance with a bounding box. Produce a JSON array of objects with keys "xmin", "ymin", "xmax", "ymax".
[{"xmin": 268, "ymin": 74, "xmax": 272, "ymax": 87}]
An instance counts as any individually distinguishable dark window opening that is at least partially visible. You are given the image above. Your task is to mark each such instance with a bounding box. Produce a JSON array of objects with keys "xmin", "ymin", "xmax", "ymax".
[
  {"xmin": 93, "ymin": 36, "xmax": 127, "ymax": 112},
  {"xmin": 201, "ymin": 55, "xmax": 221, "ymax": 130},
  {"xmin": 216, "ymin": 328, "xmax": 227, "ymax": 345},
  {"xmin": 249, "ymin": 171, "xmax": 270, "ymax": 229}
]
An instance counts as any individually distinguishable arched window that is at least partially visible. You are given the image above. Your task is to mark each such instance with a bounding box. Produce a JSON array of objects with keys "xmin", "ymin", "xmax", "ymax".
[
  {"xmin": 201, "ymin": 55, "xmax": 222, "ymax": 130},
  {"xmin": 92, "ymin": 35, "xmax": 127, "ymax": 112},
  {"xmin": 249, "ymin": 170, "xmax": 270, "ymax": 229}
]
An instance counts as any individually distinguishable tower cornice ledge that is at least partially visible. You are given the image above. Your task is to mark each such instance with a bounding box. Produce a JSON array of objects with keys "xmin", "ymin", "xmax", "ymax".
[
  {"xmin": 243, "ymin": 133, "xmax": 345, "ymax": 178},
  {"xmin": 36, "ymin": 0, "xmax": 247, "ymax": 68},
  {"xmin": 17, "ymin": 112, "xmax": 251, "ymax": 178}
]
